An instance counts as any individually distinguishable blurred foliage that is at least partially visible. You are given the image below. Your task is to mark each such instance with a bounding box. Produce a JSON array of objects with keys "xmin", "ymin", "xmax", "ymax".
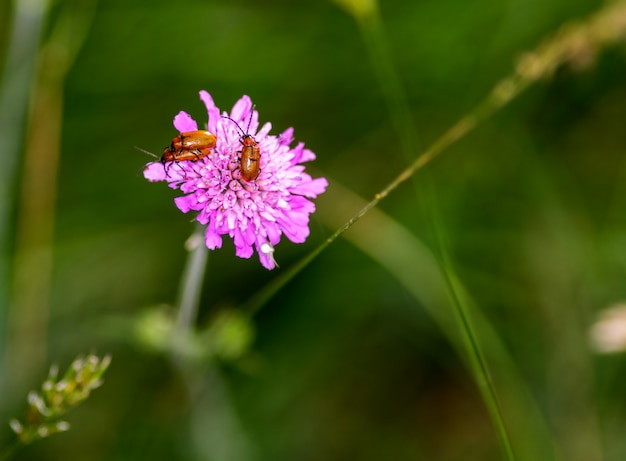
[{"xmin": 3, "ymin": 0, "xmax": 626, "ymax": 460}]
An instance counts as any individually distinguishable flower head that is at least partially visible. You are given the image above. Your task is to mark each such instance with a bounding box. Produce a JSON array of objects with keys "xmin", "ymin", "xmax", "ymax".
[{"xmin": 144, "ymin": 91, "xmax": 328, "ymax": 270}]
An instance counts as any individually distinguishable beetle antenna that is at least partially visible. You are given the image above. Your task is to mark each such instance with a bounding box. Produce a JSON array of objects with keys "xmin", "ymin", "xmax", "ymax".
[
  {"xmin": 221, "ymin": 115, "xmax": 245, "ymax": 136},
  {"xmin": 134, "ymin": 146, "xmax": 159, "ymax": 159},
  {"xmin": 245, "ymin": 105, "xmax": 255, "ymax": 133},
  {"xmin": 222, "ymin": 106, "xmax": 256, "ymax": 136}
]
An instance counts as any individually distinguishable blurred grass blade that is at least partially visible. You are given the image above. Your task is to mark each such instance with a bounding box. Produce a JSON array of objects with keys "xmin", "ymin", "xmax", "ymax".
[
  {"xmin": 318, "ymin": 179, "xmax": 555, "ymax": 461},
  {"xmin": 332, "ymin": 0, "xmax": 421, "ymax": 163},
  {"xmin": 0, "ymin": 0, "xmax": 52, "ymax": 390},
  {"xmin": 5, "ymin": 0, "xmax": 98, "ymax": 394}
]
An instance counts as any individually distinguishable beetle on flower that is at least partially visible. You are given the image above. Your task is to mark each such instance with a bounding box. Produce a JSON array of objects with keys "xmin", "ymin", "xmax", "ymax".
[{"xmin": 144, "ymin": 91, "xmax": 328, "ymax": 270}]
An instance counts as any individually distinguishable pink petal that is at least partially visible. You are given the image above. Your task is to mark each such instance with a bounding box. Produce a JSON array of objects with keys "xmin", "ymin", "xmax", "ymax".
[
  {"xmin": 278, "ymin": 127, "xmax": 294, "ymax": 146},
  {"xmin": 290, "ymin": 177, "xmax": 328, "ymax": 197},
  {"xmin": 143, "ymin": 162, "xmax": 166, "ymax": 181},
  {"xmin": 205, "ymin": 221, "xmax": 223, "ymax": 249},
  {"xmin": 173, "ymin": 111, "xmax": 199, "ymax": 132},
  {"xmin": 174, "ymin": 195, "xmax": 196, "ymax": 213},
  {"xmin": 200, "ymin": 90, "xmax": 221, "ymax": 133},
  {"xmin": 230, "ymin": 95, "xmax": 252, "ymax": 122}
]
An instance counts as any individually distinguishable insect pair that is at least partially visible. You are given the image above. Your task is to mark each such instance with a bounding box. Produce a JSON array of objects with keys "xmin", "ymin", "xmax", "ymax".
[{"xmin": 141, "ymin": 114, "xmax": 260, "ymax": 181}]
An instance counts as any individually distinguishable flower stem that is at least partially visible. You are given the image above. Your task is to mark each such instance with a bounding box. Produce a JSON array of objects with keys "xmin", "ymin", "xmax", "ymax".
[
  {"xmin": 169, "ymin": 225, "xmax": 254, "ymax": 461},
  {"xmin": 174, "ymin": 225, "xmax": 209, "ymax": 333}
]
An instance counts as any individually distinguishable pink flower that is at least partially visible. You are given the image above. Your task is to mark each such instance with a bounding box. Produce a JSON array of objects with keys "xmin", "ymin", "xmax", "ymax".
[{"xmin": 144, "ymin": 91, "xmax": 328, "ymax": 270}]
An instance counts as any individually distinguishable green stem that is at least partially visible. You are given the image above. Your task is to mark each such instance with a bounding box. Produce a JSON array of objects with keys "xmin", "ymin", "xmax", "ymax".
[
  {"xmin": 174, "ymin": 225, "xmax": 209, "ymax": 333},
  {"xmin": 446, "ymin": 270, "xmax": 516, "ymax": 459},
  {"xmin": 169, "ymin": 226, "xmax": 253, "ymax": 461},
  {"xmin": 427, "ymin": 180, "xmax": 516, "ymax": 459}
]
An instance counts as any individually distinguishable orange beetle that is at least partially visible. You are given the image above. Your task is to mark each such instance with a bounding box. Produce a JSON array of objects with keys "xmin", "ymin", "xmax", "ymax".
[
  {"xmin": 161, "ymin": 130, "xmax": 217, "ymax": 165},
  {"xmin": 223, "ymin": 113, "xmax": 260, "ymax": 181},
  {"xmin": 239, "ymin": 134, "xmax": 260, "ymax": 181}
]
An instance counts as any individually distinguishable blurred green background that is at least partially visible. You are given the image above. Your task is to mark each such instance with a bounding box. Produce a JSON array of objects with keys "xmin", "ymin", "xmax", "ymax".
[{"xmin": 2, "ymin": 0, "xmax": 626, "ymax": 460}]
